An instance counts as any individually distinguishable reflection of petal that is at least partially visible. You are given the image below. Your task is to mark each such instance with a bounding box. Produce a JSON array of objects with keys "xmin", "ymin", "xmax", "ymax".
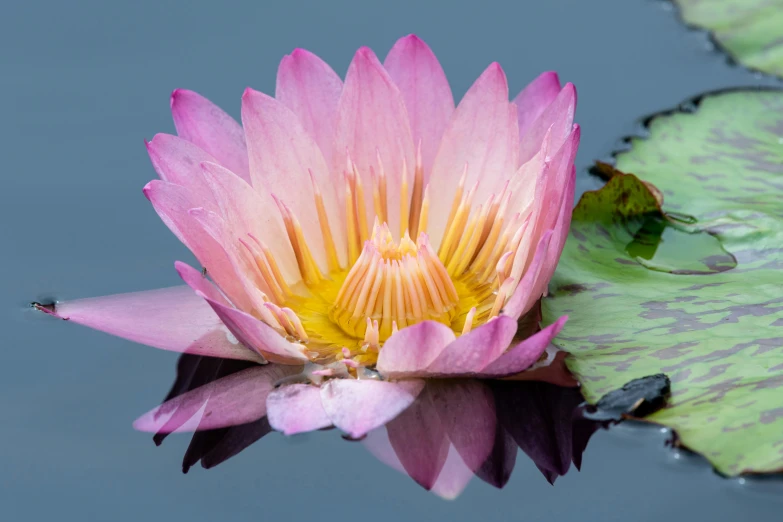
[
  {"xmin": 134, "ymin": 364, "xmax": 301, "ymax": 433},
  {"xmin": 491, "ymin": 380, "xmax": 596, "ymax": 483},
  {"xmin": 475, "ymin": 426, "xmax": 517, "ymax": 489},
  {"xmin": 266, "ymin": 384, "xmax": 332, "ymax": 435},
  {"xmin": 320, "ymin": 379, "xmax": 424, "ymax": 438},
  {"xmin": 428, "ymin": 380, "xmax": 496, "ymax": 473},
  {"xmin": 183, "ymin": 417, "xmax": 273, "ymax": 472},
  {"xmin": 386, "ymin": 386, "xmax": 449, "ymax": 490}
]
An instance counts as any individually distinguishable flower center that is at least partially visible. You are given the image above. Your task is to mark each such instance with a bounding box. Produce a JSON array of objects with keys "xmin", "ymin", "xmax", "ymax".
[{"xmin": 329, "ymin": 222, "xmax": 459, "ymax": 343}]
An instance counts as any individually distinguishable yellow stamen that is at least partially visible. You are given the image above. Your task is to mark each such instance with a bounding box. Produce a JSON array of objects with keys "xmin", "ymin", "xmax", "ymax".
[
  {"xmin": 400, "ymin": 158, "xmax": 410, "ymax": 238},
  {"xmin": 462, "ymin": 307, "xmax": 477, "ymax": 335},
  {"xmin": 409, "ymin": 141, "xmax": 425, "ymax": 237},
  {"xmin": 309, "ymin": 170, "xmax": 341, "ymax": 272}
]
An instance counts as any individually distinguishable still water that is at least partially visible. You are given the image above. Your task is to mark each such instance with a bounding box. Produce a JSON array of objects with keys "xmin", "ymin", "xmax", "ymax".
[{"xmin": 3, "ymin": 0, "xmax": 782, "ymax": 520}]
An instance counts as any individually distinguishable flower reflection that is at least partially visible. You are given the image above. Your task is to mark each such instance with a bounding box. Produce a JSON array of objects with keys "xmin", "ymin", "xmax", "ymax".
[{"xmin": 143, "ymin": 352, "xmax": 600, "ymax": 499}]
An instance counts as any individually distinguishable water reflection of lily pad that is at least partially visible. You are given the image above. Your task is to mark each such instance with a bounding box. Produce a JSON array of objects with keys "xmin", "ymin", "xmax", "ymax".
[
  {"xmin": 545, "ymin": 89, "xmax": 783, "ymax": 475},
  {"xmin": 673, "ymin": 0, "xmax": 783, "ymax": 77}
]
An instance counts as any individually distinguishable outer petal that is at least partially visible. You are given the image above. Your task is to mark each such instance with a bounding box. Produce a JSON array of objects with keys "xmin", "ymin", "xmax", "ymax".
[
  {"xmin": 174, "ymin": 260, "xmax": 229, "ymax": 306},
  {"xmin": 143, "ymin": 180, "xmax": 253, "ymax": 311},
  {"xmin": 241, "ymin": 89, "xmax": 344, "ymax": 270},
  {"xmin": 170, "ymin": 89, "xmax": 251, "ymax": 183},
  {"xmin": 383, "ymin": 34, "xmax": 454, "ymax": 178},
  {"xmin": 320, "ymin": 379, "xmax": 424, "ymax": 438},
  {"xmin": 376, "ymin": 321, "xmax": 456, "ymax": 378},
  {"xmin": 50, "ymin": 286, "xmax": 261, "ymax": 362},
  {"xmin": 145, "ymin": 133, "xmax": 220, "ymax": 210},
  {"xmin": 421, "ymin": 315, "xmax": 518, "ymax": 376},
  {"xmin": 538, "ymin": 164, "xmax": 577, "ymax": 296},
  {"xmin": 427, "ymin": 63, "xmax": 518, "ymax": 249},
  {"xmin": 503, "ymin": 231, "xmax": 554, "ymax": 319},
  {"xmin": 512, "ymin": 72, "xmax": 561, "ymax": 140},
  {"xmin": 266, "ymin": 384, "xmax": 332, "ymax": 435},
  {"xmin": 275, "ymin": 49, "xmax": 343, "ymax": 165},
  {"xmin": 518, "ymin": 83, "xmax": 576, "ymax": 166},
  {"xmin": 198, "ymin": 292, "xmax": 309, "ymax": 365},
  {"xmin": 334, "ymin": 47, "xmax": 415, "ymax": 238},
  {"xmin": 478, "ymin": 316, "xmax": 568, "ymax": 377},
  {"xmin": 133, "ymin": 365, "xmax": 299, "ymax": 433}
]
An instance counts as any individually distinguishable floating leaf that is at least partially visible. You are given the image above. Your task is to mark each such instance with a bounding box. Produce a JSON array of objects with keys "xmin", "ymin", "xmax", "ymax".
[
  {"xmin": 545, "ymin": 89, "xmax": 783, "ymax": 475},
  {"xmin": 674, "ymin": 0, "xmax": 783, "ymax": 76}
]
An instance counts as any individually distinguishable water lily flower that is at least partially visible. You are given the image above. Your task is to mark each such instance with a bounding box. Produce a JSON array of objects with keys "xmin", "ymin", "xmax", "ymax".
[{"xmin": 39, "ymin": 34, "xmax": 579, "ymax": 482}]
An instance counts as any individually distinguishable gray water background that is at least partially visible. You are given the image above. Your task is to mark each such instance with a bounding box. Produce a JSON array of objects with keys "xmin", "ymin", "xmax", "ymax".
[{"xmin": 3, "ymin": 0, "xmax": 783, "ymax": 520}]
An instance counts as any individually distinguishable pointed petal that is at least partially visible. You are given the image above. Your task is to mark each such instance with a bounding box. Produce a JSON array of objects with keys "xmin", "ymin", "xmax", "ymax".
[
  {"xmin": 503, "ymin": 231, "xmax": 553, "ymax": 319},
  {"xmin": 475, "ymin": 427, "xmax": 517, "ymax": 489},
  {"xmin": 429, "ymin": 380, "xmax": 496, "ymax": 473},
  {"xmin": 242, "ymin": 88, "xmax": 344, "ymax": 270},
  {"xmin": 422, "ymin": 315, "xmax": 517, "ymax": 376},
  {"xmin": 504, "ymin": 348, "xmax": 578, "ymax": 386},
  {"xmin": 386, "ymin": 387, "xmax": 450, "ymax": 490},
  {"xmin": 199, "ymin": 160, "xmax": 301, "ymax": 283},
  {"xmin": 334, "ymin": 47, "xmax": 415, "ymax": 237},
  {"xmin": 174, "ymin": 260, "xmax": 229, "ymax": 306},
  {"xmin": 145, "ymin": 133, "xmax": 219, "ymax": 210},
  {"xmin": 170, "ymin": 89, "xmax": 250, "ymax": 183},
  {"xmin": 134, "ymin": 365, "xmax": 298, "ymax": 433},
  {"xmin": 429, "ymin": 445, "xmax": 476, "ymax": 500},
  {"xmin": 376, "ymin": 321, "xmax": 456, "ymax": 379},
  {"xmin": 143, "ymin": 180, "xmax": 254, "ymax": 310},
  {"xmin": 276, "ymin": 49, "xmax": 343, "ymax": 164},
  {"xmin": 512, "ymin": 72, "xmax": 561, "ymax": 140},
  {"xmin": 320, "ymin": 379, "xmax": 424, "ymax": 438},
  {"xmin": 478, "ymin": 316, "xmax": 568, "ymax": 377},
  {"xmin": 199, "ymin": 417, "xmax": 274, "ymax": 470},
  {"xmin": 198, "ymin": 291, "xmax": 309, "ymax": 365},
  {"xmin": 51, "ymin": 286, "xmax": 261, "ymax": 362},
  {"xmin": 383, "ymin": 34, "xmax": 454, "ymax": 178},
  {"xmin": 537, "ymin": 163, "xmax": 577, "ymax": 296},
  {"xmin": 428, "ymin": 63, "xmax": 518, "ymax": 248},
  {"xmin": 518, "ymin": 83, "xmax": 576, "ymax": 166},
  {"xmin": 266, "ymin": 384, "xmax": 332, "ymax": 435}
]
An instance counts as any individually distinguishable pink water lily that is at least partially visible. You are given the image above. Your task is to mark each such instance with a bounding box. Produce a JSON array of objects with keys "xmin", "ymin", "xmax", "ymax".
[{"xmin": 39, "ymin": 35, "xmax": 579, "ymax": 472}]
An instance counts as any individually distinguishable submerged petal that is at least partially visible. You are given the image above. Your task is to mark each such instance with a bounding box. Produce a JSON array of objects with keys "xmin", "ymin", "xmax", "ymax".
[
  {"xmin": 51, "ymin": 286, "xmax": 262, "ymax": 362},
  {"xmin": 266, "ymin": 384, "xmax": 332, "ymax": 435},
  {"xmin": 170, "ymin": 89, "xmax": 250, "ymax": 183},
  {"xmin": 320, "ymin": 379, "xmax": 424, "ymax": 438}
]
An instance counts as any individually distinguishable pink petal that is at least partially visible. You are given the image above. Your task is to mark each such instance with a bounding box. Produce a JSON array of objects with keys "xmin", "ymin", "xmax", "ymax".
[
  {"xmin": 145, "ymin": 133, "xmax": 219, "ymax": 210},
  {"xmin": 503, "ymin": 230, "xmax": 554, "ymax": 319},
  {"xmin": 275, "ymin": 48, "xmax": 343, "ymax": 165},
  {"xmin": 538, "ymin": 164, "xmax": 577, "ymax": 296},
  {"xmin": 518, "ymin": 83, "xmax": 576, "ymax": 166},
  {"xmin": 241, "ymin": 89, "xmax": 344, "ymax": 271},
  {"xmin": 505, "ymin": 348, "xmax": 578, "ymax": 386},
  {"xmin": 512, "ymin": 71, "xmax": 561, "ymax": 140},
  {"xmin": 383, "ymin": 34, "xmax": 454, "ymax": 179},
  {"xmin": 429, "ymin": 380, "xmax": 496, "ymax": 473},
  {"xmin": 478, "ymin": 316, "xmax": 568, "ymax": 377},
  {"xmin": 51, "ymin": 286, "xmax": 261, "ymax": 362},
  {"xmin": 198, "ymin": 291, "xmax": 308, "ymax": 365},
  {"xmin": 320, "ymin": 379, "xmax": 424, "ymax": 438},
  {"xmin": 170, "ymin": 89, "xmax": 251, "ymax": 183},
  {"xmin": 386, "ymin": 387, "xmax": 450, "ymax": 490},
  {"xmin": 422, "ymin": 315, "xmax": 518, "ymax": 376},
  {"xmin": 174, "ymin": 260, "xmax": 228, "ymax": 304},
  {"xmin": 266, "ymin": 384, "xmax": 332, "ymax": 435},
  {"xmin": 133, "ymin": 365, "xmax": 300, "ymax": 433},
  {"xmin": 334, "ymin": 47, "xmax": 415, "ymax": 238},
  {"xmin": 143, "ymin": 180, "xmax": 254, "ymax": 311},
  {"xmin": 199, "ymin": 161, "xmax": 301, "ymax": 284},
  {"xmin": 375, "ymin": 321, "xmax": 456, "ymax": 378},
  {"xmin": 427, "ymin": 63, "xmax": 518, "ymax": 249}
]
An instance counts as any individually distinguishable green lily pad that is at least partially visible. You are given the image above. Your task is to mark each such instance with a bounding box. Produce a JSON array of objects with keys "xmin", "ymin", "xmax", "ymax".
[
  {"xmin": 544, "ymin": 89, "xmax": 783, "ymax": 475},
  {"xmin": 674, "ymin": 0, "xmax": 783, "ymax": 76}
]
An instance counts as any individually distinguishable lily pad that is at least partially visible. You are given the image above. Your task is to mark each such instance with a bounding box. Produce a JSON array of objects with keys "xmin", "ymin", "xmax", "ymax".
[
  {"xmin": 544, "ymin": 89, "xmax": 783, "ymax": 475},
  {"xmin": 674, "ymin": 0, "xmax": 783, "ymax": 76}
]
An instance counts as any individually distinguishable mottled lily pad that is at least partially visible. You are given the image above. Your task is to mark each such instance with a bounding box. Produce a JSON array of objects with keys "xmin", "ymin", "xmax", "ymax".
[
  {"xmin": 545, "ymin": 89, "xmax": 783, "ymax": 475},
  {"xmin": 674, "ymin": 0, "xmax": 783, "ymax": 76}
]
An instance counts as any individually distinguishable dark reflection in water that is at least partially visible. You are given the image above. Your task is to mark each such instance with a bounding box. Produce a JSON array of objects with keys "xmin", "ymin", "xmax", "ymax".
[{"xmin": 149, "ymin": 354, "xmax": 602, "ymax": 498}]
